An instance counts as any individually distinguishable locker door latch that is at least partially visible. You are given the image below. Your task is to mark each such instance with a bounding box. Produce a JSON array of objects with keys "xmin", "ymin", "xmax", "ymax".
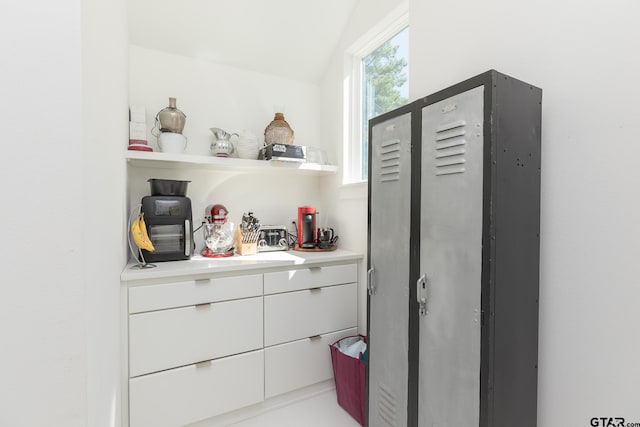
[
  {"xmin": 417, "ymin": 274, "xmax": 428, "ymax": 316},
  {"xmin": 367, "ymin": 267, "xmax": 376, "ymax": 295}
]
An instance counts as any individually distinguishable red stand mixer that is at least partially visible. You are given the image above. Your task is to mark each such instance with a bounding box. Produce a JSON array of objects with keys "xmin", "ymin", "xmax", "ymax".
[{"xmin": 201, "ymin": 204, "xmax": 235, "ymax": 258}]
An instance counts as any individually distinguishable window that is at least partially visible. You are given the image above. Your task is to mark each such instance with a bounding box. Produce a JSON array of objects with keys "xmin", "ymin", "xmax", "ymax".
[{"xmin": 344, "ymin": 13, "xmax": 409, "ymax": 184}]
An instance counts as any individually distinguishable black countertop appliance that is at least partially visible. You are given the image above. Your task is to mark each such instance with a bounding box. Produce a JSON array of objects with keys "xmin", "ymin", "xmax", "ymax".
[{"xmin": 140, "ymin": 179, "xmax": 193, "ymax": 262}]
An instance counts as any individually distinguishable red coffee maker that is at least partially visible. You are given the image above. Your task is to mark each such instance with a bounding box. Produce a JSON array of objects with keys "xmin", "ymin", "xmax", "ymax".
[{"xmin": 297, "ymin": 206, "xmax": 317, "ymax": 248}]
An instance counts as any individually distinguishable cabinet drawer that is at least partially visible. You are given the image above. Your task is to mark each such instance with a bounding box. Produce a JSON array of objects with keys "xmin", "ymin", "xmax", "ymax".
[
  {"xmin": 129, "ymin": 350, "xmax": 264, "ymax": 427},
  {"xmin": 265, "ymin": 328, "xmax": 357, "ymax": 398},
  {"xmin": 129, "ymin": 297, "xmax": 263, "ymax": 377},
  {"xmin": 129, "ymin": 274, "xmax": 262, "ymax": 314},
  {"xmin": 264, "ymin": 263, "xmax": 357, "ymax": 294},
  {"xmin": 264, "ymin": 283, "xmax": 357, "ymax": 346}
]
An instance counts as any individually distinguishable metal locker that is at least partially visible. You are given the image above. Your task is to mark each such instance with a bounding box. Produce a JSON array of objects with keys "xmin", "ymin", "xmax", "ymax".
[
  {"xmin": 418, "ymin": 85, "xmax": 485, "ymax": 426},
  {"xmin": 367, "ymin": 70, "xmax": 541, "ymax": 427},
  {"xmin": 367, "ymin": 108, "xmax": 412, "ymax": 427}
]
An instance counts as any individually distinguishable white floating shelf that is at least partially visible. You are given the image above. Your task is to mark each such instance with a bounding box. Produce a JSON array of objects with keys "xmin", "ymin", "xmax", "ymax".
[{"xmin": 125, "ymin": 151, "xmax": 337, "ymax": 175}]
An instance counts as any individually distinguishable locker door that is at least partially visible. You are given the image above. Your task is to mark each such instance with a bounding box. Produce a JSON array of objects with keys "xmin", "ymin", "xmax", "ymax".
[
  {"xmin": 418, "ymin": 86, "xmax": 484, "ymax": 426},
  {"xmin": 368, "ymin": 111, "xmax": 412, "ymax": 427}
]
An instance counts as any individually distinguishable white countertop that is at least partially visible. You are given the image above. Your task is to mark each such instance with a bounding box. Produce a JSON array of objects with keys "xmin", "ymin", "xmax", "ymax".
[{"xmin": 121, "ymin": 248, "xmax": 363, "ymax": 282}]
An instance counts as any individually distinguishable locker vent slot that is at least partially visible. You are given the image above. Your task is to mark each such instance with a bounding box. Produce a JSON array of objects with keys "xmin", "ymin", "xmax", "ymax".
[
  {"xmin": 435, "ymin": 145, "xmax": 466, "ymax": 159},
  {"xmin": 435, "ymin": 122, "xmax": 467, "ymax": 176},
  {"xmin": 381, "ymin": 138, "xmax": 400, "ymax": 148},
  {"xmin": 379, "ymin": 139, "xmax": 401, "ymax": 182},
  {"xmin": 377, "ymin": 383, "xmax": 398, "ymax": 426},
  {"xmin": 436, "ymin": 119, "xmax": 466, "ymax": 133},
  {"xmin": 435, "ymin": 128, "xmax": 466, "ymax": 141}
]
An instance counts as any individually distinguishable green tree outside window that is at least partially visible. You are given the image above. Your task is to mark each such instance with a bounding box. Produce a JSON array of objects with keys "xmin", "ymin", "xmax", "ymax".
[{"xmin": 361, "ymin": 27, "xmax": 409, "ymax": 180}]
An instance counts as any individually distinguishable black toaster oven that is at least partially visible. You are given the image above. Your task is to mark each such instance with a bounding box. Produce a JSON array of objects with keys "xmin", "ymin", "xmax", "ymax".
[{"xmin": 140, "ymin": 195, "xmax": 193, "ymax": 262}]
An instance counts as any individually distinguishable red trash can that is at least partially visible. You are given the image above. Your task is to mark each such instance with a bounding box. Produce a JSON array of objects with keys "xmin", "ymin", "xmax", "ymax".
[{"xmin": 329, "ymin": 335, "xmax": 367, "ymax": 426}]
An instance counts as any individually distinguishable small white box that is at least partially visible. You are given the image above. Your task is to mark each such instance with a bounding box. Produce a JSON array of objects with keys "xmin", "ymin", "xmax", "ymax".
[
  {"xmin": 129, "ymin": 122, "xmax": 147, "ymax": 142},
  {"xmin": 130, "ymin": 105, "xmax": 146, "ymax": 124}
]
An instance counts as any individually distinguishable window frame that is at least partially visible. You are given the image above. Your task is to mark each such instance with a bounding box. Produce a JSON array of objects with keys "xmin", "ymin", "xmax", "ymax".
[{"xmin": 343, "ymin": 10, "xmax": 409, "ymax": 185}]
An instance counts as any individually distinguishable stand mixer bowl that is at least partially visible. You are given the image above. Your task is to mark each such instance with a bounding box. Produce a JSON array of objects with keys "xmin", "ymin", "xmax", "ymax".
[{"xmin": 203, "ymin": 222, "xmax": 234, "ymax": 254}]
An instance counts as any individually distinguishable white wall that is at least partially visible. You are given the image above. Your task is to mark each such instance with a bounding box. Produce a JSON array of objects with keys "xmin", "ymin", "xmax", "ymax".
[
  {"xmin": 410, "ymin": 0, "xmax": 640, "ymax": 424},
  {"xmin": 127, "ymin": 46, "xmax": 329, "ymax": 253},
  {"xmin": 320, "ymin": 0, "xmax": 407, "ymax": 334},
  {"xmin": 0, "ymin": 0, "xmax": 125, "ymax": 425},
  {"xmin": 126, "ymin": 167, "xmax": 324, "ymax": 254},
  {"xmin": 1, "ymin": 1, "xmax": 126, "ymax": 426},
  {"xmin": 322, "ymin": 0, "xmax": 640, "ymax": 425},
  {"xmin": 0, "ymin": 2, "xmax": 85, "ymax": 425},
  {"xmin": 82, "ymin": 0, "xmax": 127, "ymax": 426},
  {"xmin": 129, "ymin": 45, "xmax": 323, "ymax": 157}
]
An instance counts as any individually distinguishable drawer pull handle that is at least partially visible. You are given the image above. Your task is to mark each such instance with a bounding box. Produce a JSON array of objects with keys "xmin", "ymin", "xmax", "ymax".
[
  {"xmin": 308, "ymin": 335, "xmax": 322, "ymax": 341},
  {"xmin": 195, "ymin": 279, "xmax": 209, "ymax": 285},
  {"xmin": 195, "ymin": 360, "xmax": 212, "ymax": 368},
  {"xmin": 195, "ymin": 303, "xmax": 212, "ymax": 309},
  {"xmin": 309, "ymin": 287, "xmax": 322, "ymax": 292},
  {"xmin": 309, "ymin": 267, "xmax": 322, "ymax": 272}
]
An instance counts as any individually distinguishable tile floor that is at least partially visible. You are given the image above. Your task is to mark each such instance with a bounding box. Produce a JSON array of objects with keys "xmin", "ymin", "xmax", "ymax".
[{"xmin": 229, "ymin": 388, "xmax": 361, "ymax": 427}]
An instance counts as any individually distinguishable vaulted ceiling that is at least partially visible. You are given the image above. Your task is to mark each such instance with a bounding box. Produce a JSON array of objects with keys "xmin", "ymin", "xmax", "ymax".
[{"xmin": 128, "ymin": 0, "xmax": 359, "ymax": 84}]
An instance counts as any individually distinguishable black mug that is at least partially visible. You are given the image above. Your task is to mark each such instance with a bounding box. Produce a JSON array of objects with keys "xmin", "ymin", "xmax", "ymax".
[{"xmin": 317, "ymin": 227, "xmax": 335, "ymax": 249}]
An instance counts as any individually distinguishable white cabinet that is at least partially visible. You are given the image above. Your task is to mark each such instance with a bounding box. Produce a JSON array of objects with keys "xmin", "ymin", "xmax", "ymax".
[
  {"xmin": 264, "ymin": 283, "xmax": 357, "ymax": 346},
  {"xmin": 129, "ymin": 296, "xmax": 263, "ymax": 377},
  {"xmin": 129, "ymin": 350, "xmax": 264, "ymax": 427},
  {"xmin": 263, "ymin": 263, "xmax": 358, "ymax": 397},
  {"xmin": 264, "ymin": 328, "xmax": 356, "ymax": 399},
  {"xmin": 126, "ymin": 272, "xmax": 265, "ymax": 427},
  {"xmin": 263, "ymin": 263, "xmax": 357, "ymax": 294},
  {"xmin": 122, "ymin": 251, "xmax": 361, "ymax": 427},
  {"xmin": 128, "ymin": 273, "xmax": 263, "ymax": 314}
]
